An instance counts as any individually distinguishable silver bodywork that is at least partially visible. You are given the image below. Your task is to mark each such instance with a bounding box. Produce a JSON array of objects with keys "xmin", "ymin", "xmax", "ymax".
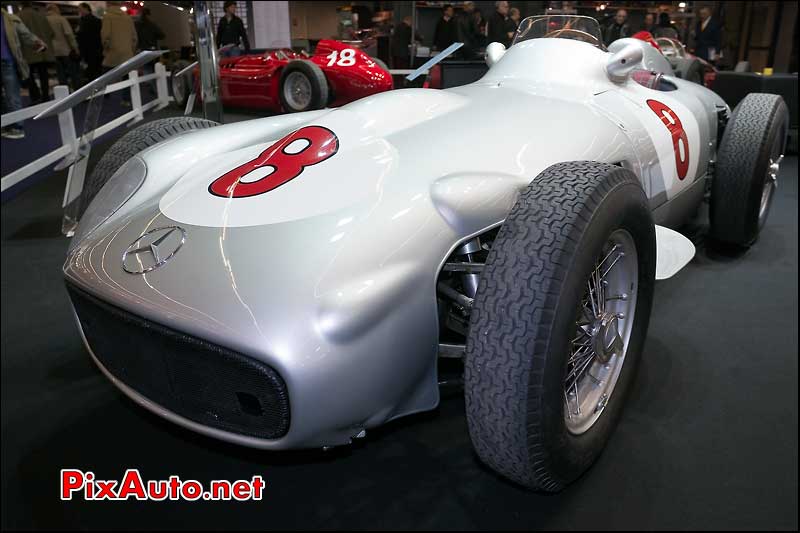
[{"xmin": 65, "ymin": 37, "xmax": 727, "ymax": 449}]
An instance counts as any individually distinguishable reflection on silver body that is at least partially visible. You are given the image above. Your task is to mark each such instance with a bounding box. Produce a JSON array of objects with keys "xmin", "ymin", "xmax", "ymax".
[{"xmin": 65, "ymin": 30, "xmax": 727, "ymax": 450}]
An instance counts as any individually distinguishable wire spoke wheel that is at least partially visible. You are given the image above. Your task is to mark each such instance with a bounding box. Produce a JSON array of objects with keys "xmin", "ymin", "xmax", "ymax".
[
  {"xmin": 564, "ymin": 229, "xmax": 638, "ymax": 435},
  {"xmin": 283, "ymin": 72, "xmax": 312, "ymax": 110}
]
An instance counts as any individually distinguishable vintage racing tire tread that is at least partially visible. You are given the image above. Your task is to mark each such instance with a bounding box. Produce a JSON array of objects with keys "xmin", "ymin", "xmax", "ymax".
[
  {"xmin": 464, "ymin": 161, "xmax": 655, "ymax": 491},
  {"xmin": 279, "ymin": 60, "xmax": 329, "ymax": 112},
  {"xmin": 79, "ymin": 117, "xmax": 219, "ymax": 217},
  {"xmin": 710, "ymin": 93, "xmax": 788, "ymax": 245}
]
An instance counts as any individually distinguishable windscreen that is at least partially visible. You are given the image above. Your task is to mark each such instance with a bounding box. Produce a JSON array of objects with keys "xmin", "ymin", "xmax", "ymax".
[
  {"xmin": 656, "ymin": 38, "xmax": 686, "ymax": 59},
  {"xmin": 513, "ymin": 15, "xmax": 604, "ymax": 49}
]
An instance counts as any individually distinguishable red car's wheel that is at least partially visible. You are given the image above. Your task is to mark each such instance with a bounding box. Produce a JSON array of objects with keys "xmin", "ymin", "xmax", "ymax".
[{"xmin": 279, "ymin": 60, "xmax": 329, "ymax": 113}]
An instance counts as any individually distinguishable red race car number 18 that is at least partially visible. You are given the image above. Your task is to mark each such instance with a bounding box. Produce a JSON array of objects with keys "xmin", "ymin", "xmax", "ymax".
[
  {"xmin": 209, "ymin": 126, "xmax": 339, "ymax": 198},
  {"xmin": 647, "ymin": 99, "xmax": 689, "ymax": 180}
]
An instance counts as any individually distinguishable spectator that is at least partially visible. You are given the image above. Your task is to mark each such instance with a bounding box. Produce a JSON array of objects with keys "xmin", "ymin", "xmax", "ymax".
[
  {"xmin": 642, "ymin": 13, "xmax": 656, "ymax": 34},
  {"xmin": 101, "ymin": 1, "xmax": 137, "ymax": 70},
  {"xmin": 2, "ymin": 9, "xmax": 46, "ymax": 139},
  {"xmin": 433, "ymin": 4, "xmax": 457, "ymax": 52},
  {"xmin": 216, "ymin": 1, "xmax": 250, "ymax": 57},
  {"xmin": 473, "ymin": 8, "xmax": 486, "ymax": 42},
  {"xmin": 101, "ymin": 1, "xmax": 136, "ymax": 106},
  {"xmin": 693, "ymin": 7, "xmax": 721, "ymax": 63},
  {"xmin": 136, "ymin": 7, "xmax": 164, "ymax": 51},
  {"xmin": 509, "ymin": 7, "xmax": 521, "ymax": 28},
  {"xmin": 77, "ymin": 2, "xmax": 102, "ymax": 83},
  {"xmin": 46, "ymin": 4, "xmax": 80, "ymax": 91},
  {"xmin": 487, "ymin": 1, "xmax": 515, "ymax": 48},
  {"xmin": 457, "ymin": 1, "xmax": 481, "ymax": 59},
  {"xmin": 391, "ymin": 15, "xmax": 420, "ymax": 69},
  {"xmin": 18, "ymin": 2, "xmax": 54, "ymax": 103},
  {"xmin": 135, "ymin": 6, "xmax": 164, "ymax": 97},
  {"xmin": 604, "ymin": 9, "xmax": 630, "ymax": 46},
  {"xmin": 653, "ymin": 12, "xmax": 679, "ymax": 40}
]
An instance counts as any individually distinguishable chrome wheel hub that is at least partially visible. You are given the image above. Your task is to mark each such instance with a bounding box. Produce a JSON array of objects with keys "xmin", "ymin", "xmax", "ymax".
[
  {"xmin": 284, "ymin": 72, "xmax": 312, "ymax": 110},
  {"xmin": 590, "ymin": 314, "xmax": 623, "ymax": 364},
  {"xmin": 564, "ymin": 229, "xmax": 638, "ymax": 435}
]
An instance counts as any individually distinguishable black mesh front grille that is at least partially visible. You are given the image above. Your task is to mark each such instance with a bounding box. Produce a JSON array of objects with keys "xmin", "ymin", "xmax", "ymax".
[{"xmin": 67, "ymin": 284, "xmax": 290, "ymax": 439}]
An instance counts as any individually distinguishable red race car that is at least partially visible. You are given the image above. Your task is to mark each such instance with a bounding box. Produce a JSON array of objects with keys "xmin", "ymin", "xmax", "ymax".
[
  {"xmin": 632, "ymin": 32, "xmax": 716, "ymax": 87},
  {"xmin": 172, "ymin": 40, "xmax": 393, "ymax": 113}
]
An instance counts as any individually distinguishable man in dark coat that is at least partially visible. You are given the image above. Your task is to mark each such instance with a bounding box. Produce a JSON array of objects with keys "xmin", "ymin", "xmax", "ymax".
[
  {"xmin": 433, "ymin": 4, "xmax": 457, "ymax": 52},
  {"xmin": 487, "ymin": 1, "xmax": 514, "ymax": 48},
  {"xmin": 391, "ymin": 15, "xmax": 421, "ymax": 69},
  {"xmin": 216, "ymin": 0, "xmax": 250, "ymax": 57},
  {"xmin": 694, "ymin": 7, "xmax": 722, "ymax": 63},
  {"xmin": 76, "ymin": 2, "xmax": 102, "ymax": 83},
  {"xmin": 457, "ymin": 1, "xmax": 481, "ymax": 59},
  {"xmin": 604, "ymin": 9, "xmax": 630, "ymax": 46},
  {"xmin": 135, "ymin": 7, "xmax": 165, "ymax": 51}
]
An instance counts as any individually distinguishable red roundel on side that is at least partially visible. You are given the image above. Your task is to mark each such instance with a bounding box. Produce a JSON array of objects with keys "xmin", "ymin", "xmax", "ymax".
[
  {"xmin": 209, "ymin": 125, "xmax": 339, "ymax": 198},
  {"xmin": 646, "ymin": 99, "xmax": 689, "ymax": 180}
]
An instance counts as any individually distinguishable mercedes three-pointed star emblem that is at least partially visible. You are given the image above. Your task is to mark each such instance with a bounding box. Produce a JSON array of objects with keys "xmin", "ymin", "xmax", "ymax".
[{"xmin": 121, "ymin": 226, "xmax": 186, "ymax": 274}]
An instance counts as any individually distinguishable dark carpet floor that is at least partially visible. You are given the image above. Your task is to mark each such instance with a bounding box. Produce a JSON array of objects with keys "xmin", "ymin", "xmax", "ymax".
[{"xmin": 1, "ymin": 113, "xmax": 797, "ymax": 530}]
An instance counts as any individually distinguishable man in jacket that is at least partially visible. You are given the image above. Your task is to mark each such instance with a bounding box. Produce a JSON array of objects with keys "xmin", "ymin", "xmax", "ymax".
[
  {"xmin": 135, "ymin": 7, "xmax": 164, "ymax": 51},
  {"xmin": 487, "ymin": 1, "xmax": 515, "ymax": 48},
  {"xmin": 101, "ymin": 2, "xmax": 136, "ymax": 106},
  {"xmin": 693, "ymin": 7, "xmax": 721, "ymax": 63},
  {"xmin": 457, "ymin": 1, "xmax": 481, "ymax": 59},
  {"xmin": 603, "ymin": 9, "xmax": 630, "ymax": 46},
  {"xmin": 433, "ymin": 4, "xmax": 457, "ymax": 52},
  {"xmin": 216, "ymin": 1, "xmax": 250, "ymax": 57},
  {"xmin": 2, "ymin": 10, "xmax": 46, "ymax": 138},
  {"xmin": 135, "ymin": 7, "xmax": 164, "ymax": 97},
  {"xmin": 641, "ymin": 13, "xmax": 656, "ymax": 34},
  {"xmin": 19, "ymin": 2, "xmax": 54, "ymax": 103},
  {"xmin": 653, "ymin": 12, "xmax": 679, "ymax": 40},
  {"xmin": 101, "ymin": 1, "xmax": 137, "ymax": 69},
  {"xmin": 46, "ymin": 4, "xmax": 80, "ymax": 91},
  {"xmin": 77, "ymin": 3, "xmax": 102, "ymax": 83},
  {"xmin": 391, "ymin": 15, "xmax": 421, "ymax": 69}
]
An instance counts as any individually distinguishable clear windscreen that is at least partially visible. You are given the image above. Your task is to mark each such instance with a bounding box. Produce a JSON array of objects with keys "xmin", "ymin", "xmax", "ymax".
[
  {"xmin": 655, "ymin": 38, "xmax": 686, "ymax": 59},
  {"xmin": 513, "ymin": 15, "xmax": 604, "ymax": 49}
]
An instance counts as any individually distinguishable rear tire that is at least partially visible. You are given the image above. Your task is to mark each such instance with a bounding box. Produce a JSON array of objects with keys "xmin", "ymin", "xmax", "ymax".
[
  {"xmin": 278, "ymin": 60, "xmax": 328, "ymax": 112},
  {"xmin": 79, "ymin": 117, "xmax": 218, "ymax": 216},
  {"xmin": 710, "ymin": 93, "xmax": 788, "ymax": 246},
  {"xmin": 464, "ymin": 161, "xmax": 656, "ymax": 491},
  {"xmin": 683, "ymin": 58, "xmax": 703, "ymax": 85}
]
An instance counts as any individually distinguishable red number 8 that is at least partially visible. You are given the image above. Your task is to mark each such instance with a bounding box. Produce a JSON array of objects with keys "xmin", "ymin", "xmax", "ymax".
[
  {"xmin": 209, "ymin": 126, "xmax": 339, "ymax": 198},
  {"xmin": 647, "ymin": 99, "xmax": 689, "ymax": 180}
]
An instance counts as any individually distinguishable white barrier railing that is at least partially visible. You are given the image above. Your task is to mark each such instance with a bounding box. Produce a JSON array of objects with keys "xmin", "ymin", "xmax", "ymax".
[{"xmin": 1, "ymin": 62, "xmax": 171, "ymax": 194}]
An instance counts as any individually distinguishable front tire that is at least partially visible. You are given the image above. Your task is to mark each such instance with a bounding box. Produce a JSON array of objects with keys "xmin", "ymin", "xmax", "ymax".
[
  {"xmin": 710, "ymin": 93, "xmax": 788, "ymax": 246},
  {"xmin": 278, "ymin": 60, "xmax": 329, "ymax": 112},
  {"xmin": 79, "ymin": 117, "xmax": 218, "ymax": 217},
  {"xmin": 464, "ymin": 161, "xmax": 656, "ymax": 491}
]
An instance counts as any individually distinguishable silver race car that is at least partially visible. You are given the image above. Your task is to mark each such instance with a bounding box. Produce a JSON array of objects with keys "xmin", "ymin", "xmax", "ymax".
[{"xmin": 63, "ymin": 16, "xmax": 788, "ymax": 490}]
